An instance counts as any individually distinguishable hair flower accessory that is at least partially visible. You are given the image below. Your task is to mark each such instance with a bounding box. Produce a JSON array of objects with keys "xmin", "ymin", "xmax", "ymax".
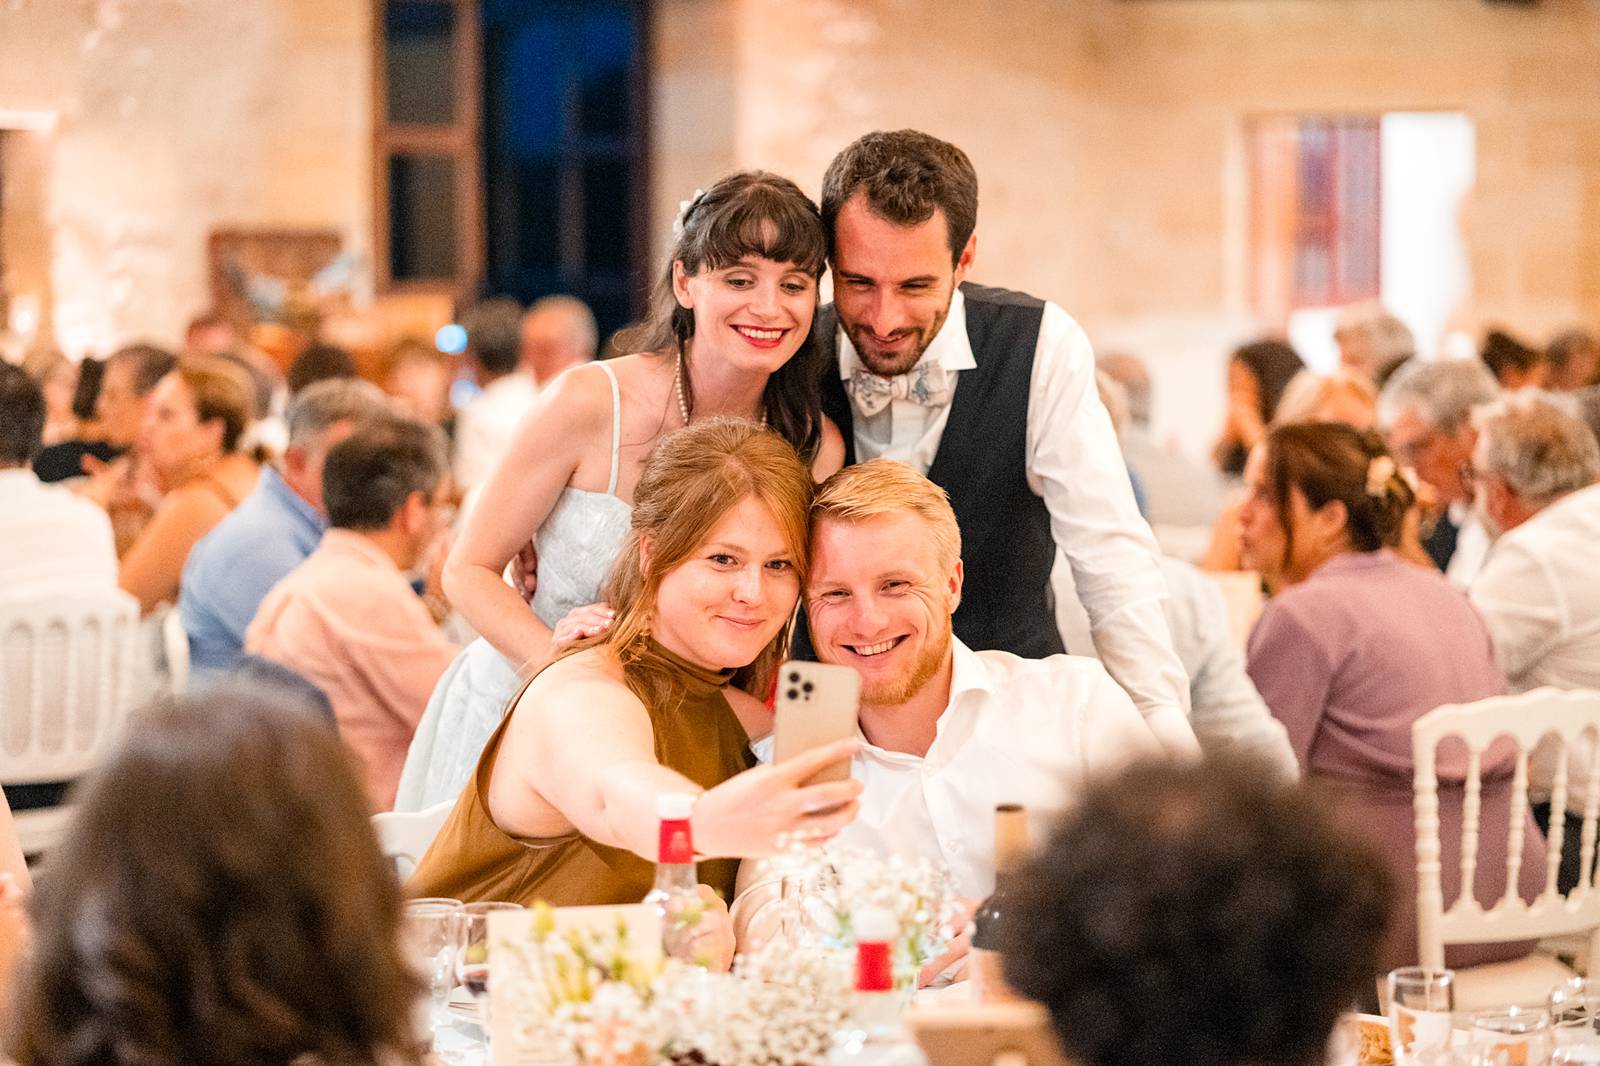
[
  {"xmin": 672, "ymin": 188, "xmax": 706, "ymax": 240},
  {"xmin": 1365, "ymin": 455, "xmax": 1397, "ymax": 496}
]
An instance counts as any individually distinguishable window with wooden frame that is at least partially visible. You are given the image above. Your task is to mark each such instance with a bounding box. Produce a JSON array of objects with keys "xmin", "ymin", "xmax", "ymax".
[
  {"xmin": 1249, "ymin": 115, "xmax": 1381, "ymax": 323},
  {"xmin": 374, "ymin": 0, "xmax": 483, "ymax": 297}
]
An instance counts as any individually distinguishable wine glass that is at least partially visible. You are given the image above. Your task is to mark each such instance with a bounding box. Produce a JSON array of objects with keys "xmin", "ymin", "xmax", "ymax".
[
  {"xmin": 456, "ymin": 902, "xmax": 524, "ymax": 1025},
  {"xmin": 403, "ymin": 898, "xmax": 464, "ymax": 1047}
]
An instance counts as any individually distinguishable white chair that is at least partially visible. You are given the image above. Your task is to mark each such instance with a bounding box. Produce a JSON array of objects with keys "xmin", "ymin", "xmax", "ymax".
[
  {"xmin": 1413, "ymin": 687, "xmax": 1600, "ymax": 1010},
  {"xmin": 160, "ymin": 605, "xmax": 190, "ymax": 696},
  {"xmin": 0, "ymin": 587, "xmax": 140, "ymax": 857},
  {"xmin": 372, "ymin": 799, "xmax": 454, "ymax": 881}
]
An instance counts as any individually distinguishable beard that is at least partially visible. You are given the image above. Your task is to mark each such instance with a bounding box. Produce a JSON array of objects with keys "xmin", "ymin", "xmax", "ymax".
[
  {"xmin": 842, "ymin": 300, "xmax": 954, "ymax": 379},
  {"xmin": 859, "ymin": 617, "xmax": 953, "ymax": 708}
]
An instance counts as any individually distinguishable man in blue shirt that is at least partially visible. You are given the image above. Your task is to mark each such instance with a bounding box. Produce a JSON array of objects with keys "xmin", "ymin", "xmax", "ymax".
[{"xmin": 179, "ymin": 378, "xmax": 393, "ymax": 677}]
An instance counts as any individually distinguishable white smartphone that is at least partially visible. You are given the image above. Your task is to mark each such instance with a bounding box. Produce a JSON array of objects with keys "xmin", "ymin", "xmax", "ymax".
[{"xmin": 772, "ymin": 659, "xmax": 860, "ymax": 785}]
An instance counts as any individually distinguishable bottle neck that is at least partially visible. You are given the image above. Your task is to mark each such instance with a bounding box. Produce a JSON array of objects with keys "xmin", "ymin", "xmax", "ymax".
[{"xmin": 658, "ymin": 817, "xmax": 694, "ymax": 865}]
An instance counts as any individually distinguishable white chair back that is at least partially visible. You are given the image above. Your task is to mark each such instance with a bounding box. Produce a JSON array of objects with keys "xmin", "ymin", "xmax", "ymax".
[
  {"xmin": 1413, "ymin": 687, "xmax": 1600, "ymax": 970},
  {"xmin": 371, "ymin": 800, "xmax": 454, "ymax": 880},
  {"xmin": 160, "ymin": 605, "xmax": 190, "ymax": 696},
  {"xmin": 0, "ymin": 587, "xmax": 139, "ymax": 787}
]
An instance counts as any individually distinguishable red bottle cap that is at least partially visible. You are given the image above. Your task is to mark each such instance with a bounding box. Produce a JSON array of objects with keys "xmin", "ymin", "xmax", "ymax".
[{"xmin": 853, "ymin": 906, "xmax": 897, "ymax": 992}]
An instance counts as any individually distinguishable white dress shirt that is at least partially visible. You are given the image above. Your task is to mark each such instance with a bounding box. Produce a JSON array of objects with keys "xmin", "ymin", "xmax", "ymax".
[
  {"xmin": 838, "ymin": 289, "xmax": 1196, "ymax": 754},
  {"xmin": 0, "ymin": 468, "xmax": 117, "ymax": 594},
  {"xmin": 452, "ymin": 371, "xmax": 540, "ymax": 489},
  {"xmin": 1055, "ymin": 555, "xmax": 1298, "ymax": 781},
  {"xmin": 1470, "ymin": 483, "xmax": 1600, "ymax": 811},
  {"xmin": 1445, "ymin": 500, "xmax": 1491, "ymax": 589},
  {"xmin": 749, "ymin": 637, "xmax": 1163, "ymax": 900}
]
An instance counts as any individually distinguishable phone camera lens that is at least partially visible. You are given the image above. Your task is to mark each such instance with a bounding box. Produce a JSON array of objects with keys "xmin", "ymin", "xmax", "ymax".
[
  {"xmin": 788, "ymin": 671, "xmax": 801, "ymax": 683},
  {"xmin": 786, "ymin": 689, "xmax": 799, "ymax": 700},
  {"xmin": 802, "ymin": 682, "xmax": 814, "ymax": 693}
]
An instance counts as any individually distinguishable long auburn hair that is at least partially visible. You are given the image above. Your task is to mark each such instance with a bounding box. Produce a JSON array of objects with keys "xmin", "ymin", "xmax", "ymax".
[
  {"xmin": 619, "ymin": 170, "xmax": 829, "ymax": 462},
  {"xmin": 8, "ymin": 693, "xmax": 425, "ymax": 1066},
  {"xmin": 567, "ymin": 417, "xmax": 814, "ymax": 706}
]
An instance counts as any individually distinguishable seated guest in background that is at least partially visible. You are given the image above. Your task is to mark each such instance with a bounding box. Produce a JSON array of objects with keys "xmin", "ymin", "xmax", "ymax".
[
  {"xmin": 1240, "ymin": 422, "xmax": 1541, "ymax": 971},
  {"xmin": 521, "ymin": 294, "xmax": 598, "ymax": 387},
  {"xmin": 35, "ymin": 343, "xmax": 174, "ymax": 503},
  {"xmin": 1379, "ymin": 358, "xmax": 1501, "ymax": 583},
  {"xmin": 382, "ymin": 337, "xmax": 456, "ymax": 431},
  {"xmin": 408, "ymin": 420, "xmax": 861, "ymax": 926},
  {"xmin": 1334, "ymin": 300, "xmax": 1415, "ymax": 389},
  {"xmin": 0, "ymin": 363, "xmax": 117, "ymax": 594},
  {"xmin": 1468, "ymin": 392, "xmax": 1600, "ymax": 890},
  {"xmin": 733, "ymin": 461, "xmax": 1162, "ymax": 967},
  {"xmin": 1203, "ymin": 367, "xmax": 1439, "ymax": 573},
  {"xmin": 180, "ymin": 378, "xmax": 392, "ymax": 677},
  {"xmin": 1059, "ymin": 372, "xmax": 1296, "ymax": 778},
  {"xmin": 1211, "ymin": 339, "xmax": 1305, "ymax": 480},
  {"xmin": 1481, "ymin": 327, "xmax": 1548, "ymax": 392},
  {"xmin": 1546, "ymin": 329, "xmax": 1600, "ymax": 393},
  {"xmin": 284, "ymin": 341, "xmax": 358, "ymax": 397},
  {"xmin": 116, "ymin": 357, "xmax": 262, "ymax": 615},
  {"xmin": 22, "ymin": 349, "xmax": 81, "ymax": 446},
  {"xmin": 1002, "ymin": 758, "xmax": 1392, "ymax": 1066},
  {"xmin": 246, "ymin": 416, "xmax": 458, "ymax": 811},
  {"xmin": 1097, "ymin": 351, "xmax": 1225, "ymax": 531},
  {"xmin": 7, "ymin": 692, "xmax": 426, "ymax": 1066},
  {"xmin": 452, "ymin": 297, "xmax": 531, "ymax": 491}
]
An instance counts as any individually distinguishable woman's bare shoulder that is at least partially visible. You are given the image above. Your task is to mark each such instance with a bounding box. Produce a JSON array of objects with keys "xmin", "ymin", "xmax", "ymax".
[{"xmin": 518, "ymin": 647, "xmax": 636, "ymax": 715}]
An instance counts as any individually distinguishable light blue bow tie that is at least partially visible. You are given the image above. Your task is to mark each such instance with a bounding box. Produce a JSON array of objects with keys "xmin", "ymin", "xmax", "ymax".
[{"xmin": 847, "ymin": 362, "xmax": 954, "ymax": 417}]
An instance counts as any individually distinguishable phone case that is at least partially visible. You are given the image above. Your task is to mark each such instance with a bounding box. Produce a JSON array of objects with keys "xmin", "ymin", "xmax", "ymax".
[{"xmin": 772, "ymin": 660, "xmax": 860, "ymax": 785}]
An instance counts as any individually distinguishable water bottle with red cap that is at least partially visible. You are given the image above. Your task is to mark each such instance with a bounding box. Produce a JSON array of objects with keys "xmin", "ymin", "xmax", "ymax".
[{"xmin": 827, "ymin": 906, "xmax": 929, "ymax": 1066}]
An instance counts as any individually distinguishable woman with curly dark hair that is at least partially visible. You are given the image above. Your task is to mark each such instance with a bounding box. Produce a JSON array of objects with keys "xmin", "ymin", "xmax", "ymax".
[{"xmin": 7, "ymin": 692, "xmax": 425, "ymax": 1066}]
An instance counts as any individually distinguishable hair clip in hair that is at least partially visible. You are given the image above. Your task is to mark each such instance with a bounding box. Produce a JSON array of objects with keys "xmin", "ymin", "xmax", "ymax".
[
  {"xmin": 672, "ymin": 188, "xmax": 706, "ymax": 240},
  {"xmin": 1365, "ymin": 455, "xmax": 1397, "ymax": 496}
]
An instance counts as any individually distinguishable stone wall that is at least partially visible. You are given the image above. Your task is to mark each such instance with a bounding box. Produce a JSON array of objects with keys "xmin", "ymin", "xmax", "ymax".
[
  {"xmin": 655, "ymin": 0, "xmax": 1600, "ymax": 451},
  {"xmin": 0, "ymin": 0, "xmax": 371, "ymax": 354}
]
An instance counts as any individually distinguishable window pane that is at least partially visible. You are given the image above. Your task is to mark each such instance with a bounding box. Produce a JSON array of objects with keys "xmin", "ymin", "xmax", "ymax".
[
  {"xmin": 578, "ymin": 11, "xmax": 633, "ymax": 139},
  {"xmin": 583, "ymin": 154, "xmax": 630, "ymax": 273},
  {"xmin": 386, "ymin": 2, "xmax": 457, "ymax": 126},
  {"xmin": 389, "ymin": 154, "xmax": 458, "ymax": 281}
]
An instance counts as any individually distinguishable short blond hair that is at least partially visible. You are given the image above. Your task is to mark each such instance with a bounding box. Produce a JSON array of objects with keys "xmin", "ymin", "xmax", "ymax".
[{"xmin": 811, "ymin": 459, "xmax": 961, "ymax": 571}]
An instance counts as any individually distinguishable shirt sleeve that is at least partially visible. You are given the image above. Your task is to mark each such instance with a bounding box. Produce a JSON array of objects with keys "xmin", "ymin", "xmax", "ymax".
[
  {"xmin": 1175, "ymin": 565, "xmax": 1299, "ymax": 781},
  {"xmin": 1468, "ymin": 538, "xmax": 1565, "ymax": 686},
  {"xmin": 1026, "ymin": 303, "xmax": 1197, "ymax": 756},
  {"xmin": 1245, "ymin": 600, "xmax": 1334, "ymax": 767},
  {"xmin": 1077, "ymin": 665, "xmax": 1167, "ymax": 780}
]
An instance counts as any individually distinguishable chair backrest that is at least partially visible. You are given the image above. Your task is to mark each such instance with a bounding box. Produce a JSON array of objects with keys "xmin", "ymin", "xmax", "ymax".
[
  {"xmin": 0, "ymin": 587, "xmax": 140, "ymax": 785},
  {"xmin": 371, "ymin": 799, "xmax": 454, "ymax": 880},
  {"xmin": 160, "ymin": 605, "xmax": 190, "ymax": 696},
  {"xmin": 1413, "ymin": 687, "xmax": 1600, "ymax": 969}
]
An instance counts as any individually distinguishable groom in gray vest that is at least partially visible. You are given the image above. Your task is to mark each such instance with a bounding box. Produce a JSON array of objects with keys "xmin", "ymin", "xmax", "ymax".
[{"xmin": 816, "ymin": 129, "xmax": 1195, "ymax": 754}]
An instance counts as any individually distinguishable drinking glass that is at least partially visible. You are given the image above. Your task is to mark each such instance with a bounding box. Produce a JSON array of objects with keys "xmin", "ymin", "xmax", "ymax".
[
  {"xmin": 403, "ymin": 898, "xmax": 464, "ymax": 1045},
  {"xmin": 457, "ymin": 901, "xmax": 524, "ymax": 1027},
  {"xmin": 1552, "ymin": 978, "xmax": 1600, "ymax": 1048},
  {"xmin": 1471, "ymin": 1007, "xmax": 1553, "ymax": 1066},
  {"xmin": 1389, "ymin": 968, "xmax": 1457, "ymax": 1066}
]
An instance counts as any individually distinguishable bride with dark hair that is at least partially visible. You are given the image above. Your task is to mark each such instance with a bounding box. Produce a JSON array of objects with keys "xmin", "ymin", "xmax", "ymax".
[
  {"xmin": 9, "ymin": 693, "xmax": 425, "ymax": 1066},
  {"xmin": 398, "ymin": 169, "xmax": 844, "ymax": 810}
]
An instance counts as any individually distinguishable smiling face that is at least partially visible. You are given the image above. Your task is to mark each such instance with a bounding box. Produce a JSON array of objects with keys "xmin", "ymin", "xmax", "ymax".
[
  {"xmin": 806, "ymin": 512, "xmax": 961, "ymax": 708},
  {"xmin": 672, "ymin": 255, "xmax": 817, "ymax": 376},
  {"xmin": 648, "ymin": 494, "xmax": 802, "ymax": 672},
  {"xmin": 831, "ymin": 193, "xmax": 974, "ymax": 378}
]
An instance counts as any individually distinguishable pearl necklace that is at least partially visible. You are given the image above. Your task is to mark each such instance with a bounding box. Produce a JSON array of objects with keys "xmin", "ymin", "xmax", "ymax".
[{"xmin": 674, "ymin": 351, "xmax": 767, "ymax": 429}]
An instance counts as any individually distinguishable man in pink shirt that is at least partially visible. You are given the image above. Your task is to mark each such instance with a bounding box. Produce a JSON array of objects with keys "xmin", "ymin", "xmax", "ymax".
[{"xmin": 247, "ymin": 416, "xmax": 458, "ymax": 810}]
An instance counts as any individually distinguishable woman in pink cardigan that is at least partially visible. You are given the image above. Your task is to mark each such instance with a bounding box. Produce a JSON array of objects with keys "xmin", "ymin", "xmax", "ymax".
[{"xmin": 1240, "ymin": 421, "xmax": 1542, "ymax": 972}]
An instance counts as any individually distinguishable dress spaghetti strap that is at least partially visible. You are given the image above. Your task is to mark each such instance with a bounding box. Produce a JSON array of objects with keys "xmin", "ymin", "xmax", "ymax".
[{"xmin": 596, "ymin": 360, "xmax": 622, "ymax": 496}]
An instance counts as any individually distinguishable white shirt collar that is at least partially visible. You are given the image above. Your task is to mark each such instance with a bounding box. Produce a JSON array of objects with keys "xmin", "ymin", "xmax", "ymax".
[
  {"xmin": 836, "ymin": 287, "xmax": 977, "ymax": 380},
  {"xmin": 858, "ymin": 636, "xmax": 996, "ymax": 765}
]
